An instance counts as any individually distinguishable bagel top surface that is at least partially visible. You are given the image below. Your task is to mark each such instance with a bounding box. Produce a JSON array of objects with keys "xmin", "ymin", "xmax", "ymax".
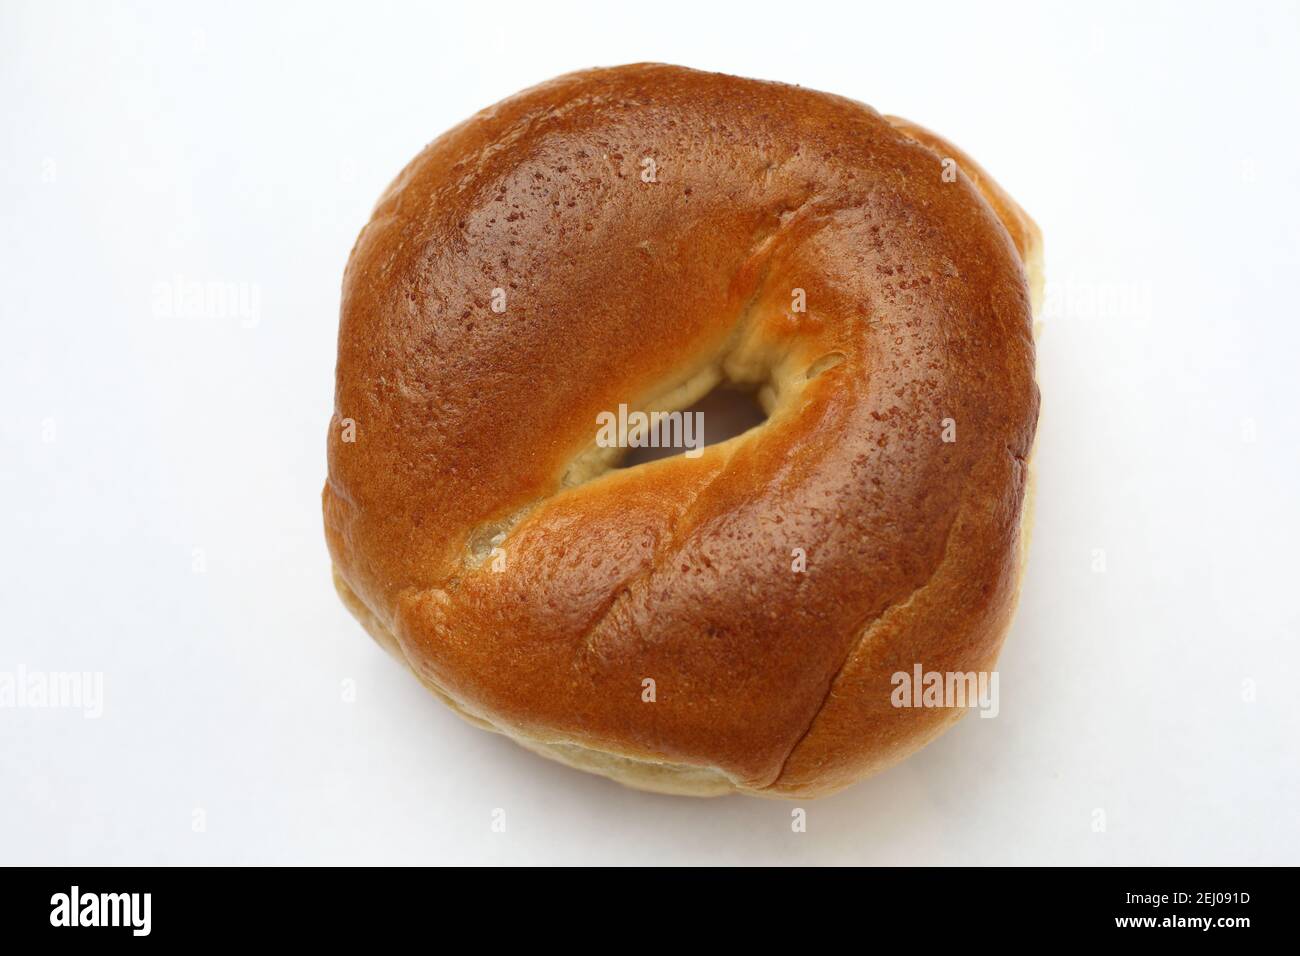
[{"xmin": 324, "ymin": 63, "xmax": 1040, "ymax": 796}]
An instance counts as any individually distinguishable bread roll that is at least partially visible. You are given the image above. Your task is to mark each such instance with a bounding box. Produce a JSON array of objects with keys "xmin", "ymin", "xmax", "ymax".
[{"xmin": 324, "ymin": 63, "xmax": 1041, "ymax": 797}]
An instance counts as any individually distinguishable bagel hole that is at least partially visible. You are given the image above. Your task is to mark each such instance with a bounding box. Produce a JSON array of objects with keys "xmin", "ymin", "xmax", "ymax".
[{"xmin": 617, "ymin": 384, "xmax": 768, "ymax": 469}]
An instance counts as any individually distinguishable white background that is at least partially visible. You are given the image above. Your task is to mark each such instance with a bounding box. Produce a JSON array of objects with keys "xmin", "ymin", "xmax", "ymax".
[{"xmin": 2, "ymin": 0, "xmax": 1297, "ymax": 866}]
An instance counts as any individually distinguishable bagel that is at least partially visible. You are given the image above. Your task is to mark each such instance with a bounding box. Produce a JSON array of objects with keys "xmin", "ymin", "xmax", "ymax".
[{"xmin": 324, "ymin": 63, "xmax": 1041, "ymax": 798}]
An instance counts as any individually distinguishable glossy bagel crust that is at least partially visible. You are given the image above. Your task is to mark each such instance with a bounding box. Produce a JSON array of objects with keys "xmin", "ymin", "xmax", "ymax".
[{"xmin": 324, "ymin": 63, "xmax": 1041, "ymax": 798}]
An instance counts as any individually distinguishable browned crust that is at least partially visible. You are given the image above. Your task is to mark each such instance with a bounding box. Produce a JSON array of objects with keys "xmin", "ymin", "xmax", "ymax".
[{"xmin": 324, "ymin": 64, "xmax": 1040, "ymax": 797}]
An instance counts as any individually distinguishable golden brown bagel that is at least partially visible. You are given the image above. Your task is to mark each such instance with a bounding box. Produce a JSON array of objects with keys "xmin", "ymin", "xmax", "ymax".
[{"xmin": 324, "ymin": 63, "xmax": 1041, "ymax": 798}]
